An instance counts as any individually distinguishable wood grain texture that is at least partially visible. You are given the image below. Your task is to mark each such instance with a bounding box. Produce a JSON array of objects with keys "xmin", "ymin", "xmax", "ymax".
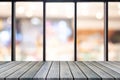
[
  {"xmin": 112, "ymin": 61, "xmax": 120, "ymax": 65},
  {"xmin": 83, "ymin": 61, "xmax": 114, "ymax": 80},
  {"xmin": 60, "ymin": 61, "xmax": 73, "ymax": 80},
  {"xmin": 68, "ymin": 61, "xmax": 86, "ymax": 80},
  {"xmin": 20, "ymin": 62, "xmax": 43, "ymax": 80},
  {"xmin": 6, "ymin": 62, "xmax": 36, "ymax": 80},
  {"xmin": 107, "ymin": 61, "xmax": 120, "ymax": 68},
  {"xmin": 0, "ymin": 61, "xmax": 119, "ymax": 80},
  {"xmin": 47, "ymin": 61, "xmax": 59, "ymax": 80},
  {"xmin": 0, "ymin": 62, "xmax": 8, "ymax": 65},
  {"xmin": 76, "ymin": 61, "xmax": 101, "ymax": 80},
  {"xmin": 34, "ymin": 61, "xmax": 52, "ymax": 80},
  {"xmin": 92, "ymin": 61, "xmax": 120, "ymax": 80},
  {"xmin": 98, "ymin": 61, "xmax": 120, "ymax": 74},
  {"xmin": 0, "ymin": 62, "xmax": 21, "ymax": 75},
  {"xmin": 0, "ymin": 62, "xmax": 29, "ymax": 80}
]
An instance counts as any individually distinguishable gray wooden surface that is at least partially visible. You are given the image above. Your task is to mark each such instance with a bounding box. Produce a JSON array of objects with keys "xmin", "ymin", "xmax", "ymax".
[{"xmin": 0, "ymin": 61, "xmax": 119, "ymax": 80}]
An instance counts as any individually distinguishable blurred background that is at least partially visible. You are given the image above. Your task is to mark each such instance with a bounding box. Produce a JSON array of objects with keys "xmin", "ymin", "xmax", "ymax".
[
  {"xmin": 77, "ymin": 3, "xmax": 104, "ymax": 61},
  {"xmin": 16, "ymin": 2, "xmax": 43, "ymax": 61},
  {"xmin": 0, "ymin": 2, "xmax": 119, "ymax": 61},
  {"xmin": 46, "ymin": 3, "xmax": 74, "ymax": 61},
  {"xmin": 0, "ymin": 2, "xmax": 11, "ymax": 61}
]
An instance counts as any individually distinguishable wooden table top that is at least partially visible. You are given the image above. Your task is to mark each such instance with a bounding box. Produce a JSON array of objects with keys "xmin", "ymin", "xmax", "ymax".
[{"xmin": 0, "ymin": 61, "xmax": 119, "ymax": 80}]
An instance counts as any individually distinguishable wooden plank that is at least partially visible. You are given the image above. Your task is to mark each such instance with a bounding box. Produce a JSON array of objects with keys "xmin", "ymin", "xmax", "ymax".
[
  {"xmin": 20, "ymin": 62, "xmax": 44, "ymax": 80},
  {"xmin": 91, "ymin": 61, "xmax": 120, "ymax": 80},
  {"xmin": 0, "ymin": 62, "xmax": 29, "ymax": 80},
  {"xmin": 111, "ymin": 61, "xmax": 120, "ymax": 63},
  {"xmin": 75, "ymin": 61, "xmax": 100, "ymax": 80},
  {"xmin": 114, "ymin": 61, "xmax": 120, "ymax": 63},
  {"xmin": 68, "ymin": 61, "xmax": 86, "ymax": 80},
  {"xmin": 6, "ymin": 62, "xmax": 36, "ymax": 80},
  {"xmin": 0, "ymin": 61, "xmax": 118, "ymax": 80},
  {"xmin": 0, "ymin": 62, "xmax": 8, "ymax": 65},
  {"xmin": 98, "ymin": 62, "xmax": 120, "ymax": 74},
  {"xmin": 110, "ymin": 61, "xmax": 120, "ymax": 65},
  {"xmin": 47, "ymin": 61, "xmax": 59, "ymax": 80},
  {"xmin": 106, "ymin": 62, "xmax": 120, "ymax": 68},
  {"xmin": 34, "ymin": 61, "xmax": 52, "ymax": 80},
  {"xmin": 60, "ymin": 61, "xmax": 73, "ymax": 80},
  {"xmin": 0, "ymin": 62, "xmax": 21, "ymax": 74},
  {"xmin": 0, "ymin": 62, "xmax": 17, "ymax": 69},
  {"xmin": 83, "ymin": 62, "xmax": 114, "ymax": 80}
]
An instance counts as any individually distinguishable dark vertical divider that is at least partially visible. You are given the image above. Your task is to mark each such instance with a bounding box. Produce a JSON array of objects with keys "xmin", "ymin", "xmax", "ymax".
[
  {"xmin": 104, "ymin": 1, "xmax": 108, "ymax": 61},
  {"xmin": 11, "ymin": 1, "xmax": 15, "ymax": 61},
  {"xmin": 74, "ymin": 0, "xmax": 77, "ymax": 61},
  {"xmin": 43, "ymin": 0, "xmax": 46, "ymax": 61}
]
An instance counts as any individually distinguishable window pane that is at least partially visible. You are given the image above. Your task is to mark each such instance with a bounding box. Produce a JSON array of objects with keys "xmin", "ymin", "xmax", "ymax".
[
  {"xmin": 77, "ymin": 3, "xmax": 104, "ymax": 61},
  {"xmin": 46, "ymin": 3, "xmax": 74, "ymax": 61},
  {"xmin": 109, "ymin": 2, "xmax": 120, "ymax": 61},
  {"xmin": 16, "ymin": 2, "xmax": 43, "ymax": 61},
  {"xmin": 0, "ymin": 2, "xmax": 11, "ymax": 61}
]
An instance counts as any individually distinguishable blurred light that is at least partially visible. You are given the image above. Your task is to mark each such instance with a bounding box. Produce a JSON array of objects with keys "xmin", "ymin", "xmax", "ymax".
[
  {"xmin": 17, "ymin": 6, "xmax": 24, "ymax": 14},
  {"xmin": 16, "ymin": 33, "xmax": 22, "ymax": 41},
  {"xmin": 31, "ymin": 17, "xmax": 41, "ymax": 25},
  {"xmin": 58, "ymin": 20, "xmax": 67, "ymax": 27},
  {"xmin": 58, "ymin": 20, "xmax": 72, "ymax": 42},
  {"xmin": 96, "ymin": 12, "xmax": 103, "ymax": 20},
  {"xmin": 0, "ymin": 31, "xmax": 10, "ymax": 43}
]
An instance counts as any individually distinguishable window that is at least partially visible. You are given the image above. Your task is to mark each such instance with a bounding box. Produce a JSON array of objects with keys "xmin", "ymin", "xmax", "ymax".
[
  {"xmin": 1, "ymin": 0, "xmax": 119, "ymax": 61},
  {"xmin": 77, "ymin": 2, "xmax": 104, "ymax": 61},
  {"xmin": 46, "ymin": 3, "xmax": 74, "ymax": 61},
  {"xmin": 0, "ymin": 2, "xmax": 11, "ymax": 61},
  {"xmin": 16, "ymin": 2, "xmax": 43, "ymax": 61},
  {"xmin": 109, "ymin": 2, "xmax": 120, "ymax": 61}
]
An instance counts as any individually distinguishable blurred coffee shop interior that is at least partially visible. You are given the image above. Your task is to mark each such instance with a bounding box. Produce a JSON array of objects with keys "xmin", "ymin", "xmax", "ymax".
[{"xmin": 0, "ymin": 2, "xmax": 120, "ymax": 61}]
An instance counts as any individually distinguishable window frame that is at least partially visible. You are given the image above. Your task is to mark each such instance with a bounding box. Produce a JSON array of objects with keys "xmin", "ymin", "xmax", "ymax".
[{"xmin": 1, "ymin": 0, "xmax": 118, "ymax": 61}]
